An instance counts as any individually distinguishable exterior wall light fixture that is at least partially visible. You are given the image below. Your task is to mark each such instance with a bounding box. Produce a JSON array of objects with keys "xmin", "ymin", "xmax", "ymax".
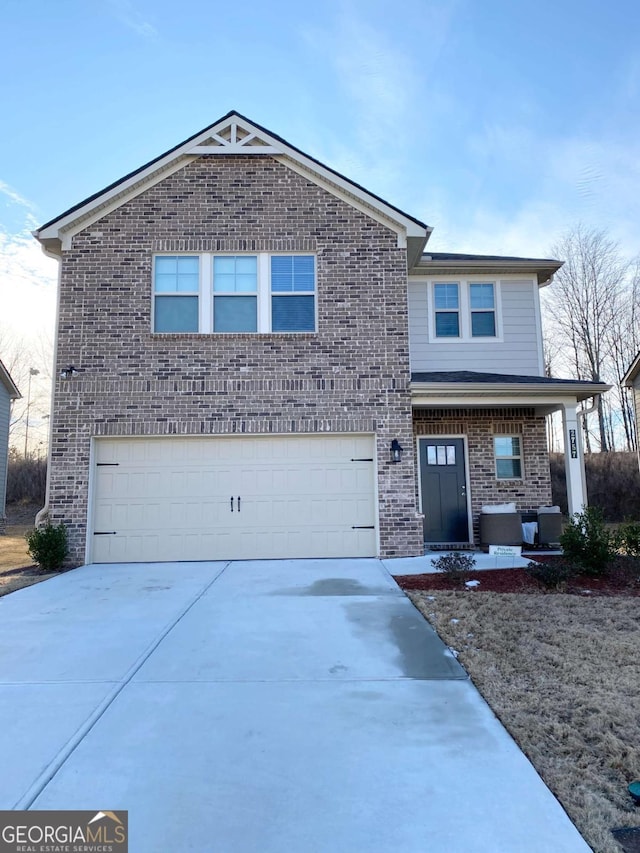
[{"xmin": 390, "ymin": 439, "xmax": 403, "ymax": 463}]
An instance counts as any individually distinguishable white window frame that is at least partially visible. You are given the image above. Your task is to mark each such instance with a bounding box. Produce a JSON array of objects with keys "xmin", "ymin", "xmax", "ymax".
[
  {"xmin": 152, "ymin": 252, "xmax": 317, "ymax": 334},
  {"xmin": 427, "ymin": 277, "xmax": 503, "ymax": 343},
  {"xmin": 493, "ymin": 435, "xmax": 524, "ymax": 480}
]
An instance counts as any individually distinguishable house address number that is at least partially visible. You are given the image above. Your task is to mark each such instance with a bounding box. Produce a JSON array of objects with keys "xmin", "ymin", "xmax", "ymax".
[{"xmin": 569, "ymin": 429, "xmax": 578, "ymax": 459}]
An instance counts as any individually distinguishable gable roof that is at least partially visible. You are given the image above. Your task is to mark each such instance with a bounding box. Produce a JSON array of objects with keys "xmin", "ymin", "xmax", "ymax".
[
  {"xmin": 623, "ymin": 351, "xmax": 640, "ymax": 386},
  {"xmin": 0, "ymin": 360, "xmax": 21, "ymax": 399},
  {"xmin": 413, "ymin": 252, "xmax": 562, "ymax": 286},
  {"xmin": 34, "ymin": 110, "xmax": 431, "ymax": 266}
]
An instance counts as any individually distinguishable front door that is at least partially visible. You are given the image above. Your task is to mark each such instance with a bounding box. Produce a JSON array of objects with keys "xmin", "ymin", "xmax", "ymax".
[{"xmin": 419, "ymin": 438, "xmax": 470, "ymax": 543}]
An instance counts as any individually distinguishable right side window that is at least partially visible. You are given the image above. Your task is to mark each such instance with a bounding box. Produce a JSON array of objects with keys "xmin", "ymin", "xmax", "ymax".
[
  {"xmin": 470, "ymin": 283, "xmax": 496, "ymax": 337},
  {"xmin": 494, "ymin": 436, "xmax": 522, "ymax": 479}
]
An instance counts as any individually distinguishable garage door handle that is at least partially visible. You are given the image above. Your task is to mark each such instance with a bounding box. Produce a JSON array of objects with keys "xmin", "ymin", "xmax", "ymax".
[
  {"xmin": 230, "ymin": 496, "xmax": 234, "ymax": 512},
  {"xmin": 352, "ymin": 526, "xmax": 375, "ymax": 529},
  {"xmin": 237, "ymin": 496, "xmax": 241, "ymax": 512}
]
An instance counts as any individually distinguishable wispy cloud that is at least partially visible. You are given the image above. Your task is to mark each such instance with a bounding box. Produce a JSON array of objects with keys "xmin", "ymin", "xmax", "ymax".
[
  {"xmin": 104, "ymin": 0, "xmax": 159, "ymax": 40},
  {"xmin": 299, "ymin": 4, "xmax": 457, "ymax": 199},
  {"xmin": 0, "ymin": 180, "xmax": 36, "ymax": 212}
]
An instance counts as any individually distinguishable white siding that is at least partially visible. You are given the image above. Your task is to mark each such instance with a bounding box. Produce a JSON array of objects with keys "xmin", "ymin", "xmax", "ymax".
[
  {"xmin": 409, "ymin": 277, "xmax": 543, "ymax": 376},
  {"xmin": 0, "ymin": 386, "xmax": 10, "ymax": 518}
]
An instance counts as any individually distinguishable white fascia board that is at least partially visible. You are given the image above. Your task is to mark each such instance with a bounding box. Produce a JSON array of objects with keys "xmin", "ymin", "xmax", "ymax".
[
  {"xmin": 412, "ymin": 260, "xmax": 561, "ymax": 285},
  {"xmin": 411, "ymin": 383, "xmax": 610, "ymax": 407},
  {"xmin": 0, "ymin": 361, "xmax": 21, "ymax": 399},
  {"xmin": 38, "ymin": 156, "xmax": 199, "ymax": 248},
  {"xmin": 622, "ymin": 351, "xmax": 640, "ymax": 386},
  {"xmin": 37, "ymin": 113, "xmax": 428, "ymax": 252},
  {"xmin": 273, "ymin": 154, "xmax": 427, "ymax": 240}
]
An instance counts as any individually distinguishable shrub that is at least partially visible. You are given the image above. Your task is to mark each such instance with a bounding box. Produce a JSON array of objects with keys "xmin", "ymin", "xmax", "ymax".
[
  {"xmin": 526, "ymin": 558, "xmax": 576, "ymax": 590},
  {"xmin": 432, "ymin": 552, "xmax": 476, "ymax": 586},
  {"xmin": 26, "ymin": 523, "xmax": 68, "ymax": 572},
  {"xmin": 614, "ymin": 521, "xmax": 640, "ymax": 557},
  {"xmin": 559, "ymin": 506, "xmax": 614, "ymax": 577}
]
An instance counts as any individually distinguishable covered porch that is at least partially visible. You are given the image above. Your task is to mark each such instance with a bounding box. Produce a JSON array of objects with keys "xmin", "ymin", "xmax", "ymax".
[{"xmin": 411, "ymin": 371, "xmax": 610, "ymax": 549}]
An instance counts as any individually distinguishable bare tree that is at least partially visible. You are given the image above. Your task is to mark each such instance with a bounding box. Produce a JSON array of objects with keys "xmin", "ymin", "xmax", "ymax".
[{"xmin": 546, "ymin": 225, "xmax": 630, "ymax": 452}]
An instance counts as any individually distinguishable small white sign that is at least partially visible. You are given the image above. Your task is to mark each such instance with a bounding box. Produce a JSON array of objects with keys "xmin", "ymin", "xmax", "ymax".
[{"xmin": 489, "ymin": 545, "xmax": 522, "ymax": 557}]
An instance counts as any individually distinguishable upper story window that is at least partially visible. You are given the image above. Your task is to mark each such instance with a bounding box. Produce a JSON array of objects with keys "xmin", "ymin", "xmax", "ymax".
[
  {"xmin": 153, "ymin": 253, "xmax": 316, "ymax": 334},
  {"xmin": 213, "ymin": 256, "xmax": 258, "ymax": 332},
  {"xmin": 434, "ymin": 283, "xmax": 460, "ymax": 337},
  {"xmin": 430, "ymin": 280, "xmax": 500, "ymax": 341},
  {"xmin": 154, "ymin": 256, "xmax": 200, "ymax": 333},
  {"xmin": 469, "ymin": 283, "xmax": 496, "ymax": 336}
]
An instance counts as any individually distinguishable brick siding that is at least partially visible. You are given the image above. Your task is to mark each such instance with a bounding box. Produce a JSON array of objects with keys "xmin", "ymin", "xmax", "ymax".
[{"xmin": 49, "ymin": 155, "xmax": 424, "ymax": 561}]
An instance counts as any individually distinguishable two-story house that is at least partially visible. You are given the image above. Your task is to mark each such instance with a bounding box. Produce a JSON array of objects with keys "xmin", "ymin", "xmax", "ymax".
[{"xmin": 34, "ymin": 111, "xmax": 607, "ymax": 565}]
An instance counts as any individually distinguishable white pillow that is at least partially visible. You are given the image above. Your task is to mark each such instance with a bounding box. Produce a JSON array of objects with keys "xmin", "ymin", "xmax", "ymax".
[
  {"xmin": 538, "ymin": 505, "xmax": 561, "ymax": 514},
  {"xmin": 481, "ymin": 502, "xmax": 517, "ymax": 514}
]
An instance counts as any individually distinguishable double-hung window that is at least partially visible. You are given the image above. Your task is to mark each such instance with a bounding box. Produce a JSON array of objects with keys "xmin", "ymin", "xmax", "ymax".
[
  {"xmin": 434, "ymin": 283, "xmax": 460, "ymax": 337},
  {"xmin": 431, "ymin": 280, "xmax": 499, "ymax": 340},
  {"xmin": 469, "ymin": 283, "xmax": 496, "ymax": 336},
  {"xmin": 154, "ymin": 256, "xmax": 200, "ymax": 333},
  {"xmin": 213, "ymin": 256, "xmax": 258, "ymax": 332},
  {"xmin": 271, "ymin": 256, "xmax": 315, "ymax": 332},
  {"xmin": 153, "ymin": 253, "xmax": 316, "ymax": 333},
  {"xmin": 494, "ymin": 436, "xmax": 523, "ymax": 479}
]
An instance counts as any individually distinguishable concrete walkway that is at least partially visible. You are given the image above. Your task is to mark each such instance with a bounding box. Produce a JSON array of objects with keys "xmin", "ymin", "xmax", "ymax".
[{"xmin": 0, "ymin": 559, "xmax": 589, "ymax": 852}]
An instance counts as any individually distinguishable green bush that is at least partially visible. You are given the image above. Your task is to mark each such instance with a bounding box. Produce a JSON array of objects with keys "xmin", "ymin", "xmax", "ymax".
[
  {"xmin": 559, "ymin": 506, "xmax": 614, "ymax": 577},
  {"xmin": 432, "ymin": 552, "xmax": 476, "ymax": 586},
  {"xmin": 525, "ymin": 558, "xmax": 576, "ymax": 589},
  {"xmin": 614, "ymin": 521, "xmax": 640, "ymax": 557},
  {"xmin": 26, "ymin": 523, "xmax": 68, "ymax": 572}
]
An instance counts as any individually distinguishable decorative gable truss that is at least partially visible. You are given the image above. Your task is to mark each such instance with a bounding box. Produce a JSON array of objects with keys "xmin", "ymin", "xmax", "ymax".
[
  {"xmin": 34, "ymin": 111, "xmax": 430, "ymax": 263},
  {"xmin": 186, "ymin": 120, "xmax": 284, "ymax": 155}
]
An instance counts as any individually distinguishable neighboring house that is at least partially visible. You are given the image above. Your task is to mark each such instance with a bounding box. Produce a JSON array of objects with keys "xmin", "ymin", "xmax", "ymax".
[
  {"xmin": 0, "ymin": 360, "xmax": 21, "ymax": 533},
  {"xmin": 33, "ymin": 111, "xmax": 608, "ymax": 564},
  {"xmin": 623, "ymin": 351, "xmax": 640, "ymax": 471}
]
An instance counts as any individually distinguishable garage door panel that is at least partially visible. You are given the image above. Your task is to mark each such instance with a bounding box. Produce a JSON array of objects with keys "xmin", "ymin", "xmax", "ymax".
[{"xmin": 91, "ymin": 435, "xmax": 377, "ymax": 562}]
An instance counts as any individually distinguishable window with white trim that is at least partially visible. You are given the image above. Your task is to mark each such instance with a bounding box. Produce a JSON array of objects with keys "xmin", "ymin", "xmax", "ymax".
[
  {"xmin": 494, "ymin": 436, "xmax": 523, "ymax": 479},
  {"xmin": 434, "ymin": 283, "xmax": 460, "ymax": 337},
  {"xmin": 153, "ymin": 253, "xmax": 316, "ymax": 333},
  {"xmin": 431, "ymin": 280, "xmax": 499, "ymax": 340},
  {"xmin": 469, "ymin": 283, "xmax": 496, "ymax": 336}
]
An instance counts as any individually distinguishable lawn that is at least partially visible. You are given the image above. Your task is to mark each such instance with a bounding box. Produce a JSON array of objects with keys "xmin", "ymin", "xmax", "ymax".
[{"xmin": 408, "ymin": 589, "xmax": 640, "ymax": 853}]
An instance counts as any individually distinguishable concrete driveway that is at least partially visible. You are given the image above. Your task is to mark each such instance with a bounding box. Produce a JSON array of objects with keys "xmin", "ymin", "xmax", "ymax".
[{"xmin": 0, "ymin": 559, "xmax": 589, "ymax": 852}]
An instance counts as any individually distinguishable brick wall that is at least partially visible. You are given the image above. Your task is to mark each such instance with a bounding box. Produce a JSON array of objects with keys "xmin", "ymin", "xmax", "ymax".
[
  {"xmin": 49, "ymin": 155, "xmax": 423, "ymax": 561},
  {"xmin": 413, "ymin": 407, "xmax": 552, "ymax": 542}
]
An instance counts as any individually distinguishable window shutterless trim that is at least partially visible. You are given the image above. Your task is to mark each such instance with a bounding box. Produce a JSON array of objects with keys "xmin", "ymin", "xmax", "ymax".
[
  {"xmin": 152, "ymin": 252, "xmax": 316, "ymax": 334},
  {"xmin": 493, "ymin": 435, "xmax": 524, "ymax": 480},
  {"xmin": 426, "ymin": 278, "xmax": 503, "ymax": 343}
]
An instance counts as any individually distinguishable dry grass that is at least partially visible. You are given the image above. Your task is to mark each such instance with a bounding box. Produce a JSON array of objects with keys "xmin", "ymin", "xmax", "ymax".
[
  {"xmin": 409, "ymin": 590, "xmax": 640, "ymax": 853},
  {"xmin": 0, "ymin": 525, "xmax": 32, "ymax": 571},
  {"xmin": 0, "ymin": 523, "xmax": 55, "ymax": 597}
]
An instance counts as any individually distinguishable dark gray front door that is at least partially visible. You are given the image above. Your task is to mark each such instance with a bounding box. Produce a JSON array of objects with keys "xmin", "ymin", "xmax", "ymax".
[{"xmin": 420, "ymin": 438, "xmax": 469, "ymax": 543}]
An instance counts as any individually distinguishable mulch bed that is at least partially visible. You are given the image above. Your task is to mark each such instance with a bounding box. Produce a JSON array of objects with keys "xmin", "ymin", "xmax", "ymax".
[{"xmin": 394, "ymin": 559, "xmax": 640, "ymax": 596}]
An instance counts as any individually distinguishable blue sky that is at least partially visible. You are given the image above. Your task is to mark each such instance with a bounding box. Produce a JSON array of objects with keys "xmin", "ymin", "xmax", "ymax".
[{"xmin": 1, "ymin": 0, "xmax": 639, "ymax": 357}]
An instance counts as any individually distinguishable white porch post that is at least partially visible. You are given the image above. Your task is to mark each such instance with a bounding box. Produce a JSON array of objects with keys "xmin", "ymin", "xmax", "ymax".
[{"xmin": 561, "ymin": 399, "xmax": 587, "ymax": 516}]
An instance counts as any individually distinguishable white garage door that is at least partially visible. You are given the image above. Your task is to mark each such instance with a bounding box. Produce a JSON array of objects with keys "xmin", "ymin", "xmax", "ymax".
[{"xmin": 90, "ymin": 435, "xmax": 377, "ymax": 562}]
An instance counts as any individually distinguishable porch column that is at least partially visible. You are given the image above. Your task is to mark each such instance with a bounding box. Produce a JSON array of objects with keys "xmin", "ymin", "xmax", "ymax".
[{"xmin": 561, "ymin": 400, "xmax": 587, "ymax": 516}]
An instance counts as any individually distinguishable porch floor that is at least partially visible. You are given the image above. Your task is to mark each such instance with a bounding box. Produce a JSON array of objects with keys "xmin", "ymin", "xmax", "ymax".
[{"xmin": 387, "ymin": 549, "xmax": 561, "ymax": 576}]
